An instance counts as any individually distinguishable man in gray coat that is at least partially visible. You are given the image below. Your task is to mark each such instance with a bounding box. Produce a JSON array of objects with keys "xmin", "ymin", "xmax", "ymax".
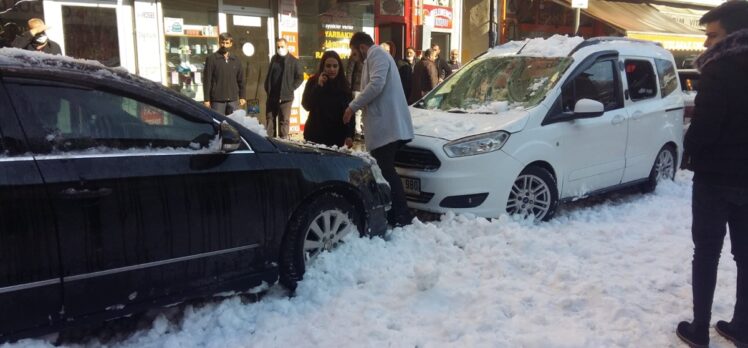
[{"xmin": 343, "ymin": 32, "xmax": 414, "ymax": 227}]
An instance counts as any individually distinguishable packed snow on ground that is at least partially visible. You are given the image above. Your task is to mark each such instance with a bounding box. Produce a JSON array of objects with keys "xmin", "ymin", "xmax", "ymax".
[{"xmin": 8, "ymin": 171, "xmax": 740, "ymax": 348}]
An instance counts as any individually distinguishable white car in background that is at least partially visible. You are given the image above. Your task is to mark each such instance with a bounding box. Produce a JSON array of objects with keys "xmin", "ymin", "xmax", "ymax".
[{"xmin": 395, "ymin": 36, "xmax": 684, "ymax": 221}]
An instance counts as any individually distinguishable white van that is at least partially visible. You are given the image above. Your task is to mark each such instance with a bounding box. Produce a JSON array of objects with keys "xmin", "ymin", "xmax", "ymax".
[{"xmin": 395, "ymin": 35, "xmax": 684, "ymax": 221}]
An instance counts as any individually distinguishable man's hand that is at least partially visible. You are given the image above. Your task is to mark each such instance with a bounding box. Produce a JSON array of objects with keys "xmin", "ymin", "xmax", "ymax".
[
  {"xmin": 203, "ymin": 101, "xmax": 211, "ymax": 108},
  {"xmin": 239, "ymin": 98, "xmax": 246, "ymax": 107},
  {"xmin": 29, "ymin": 24, "xmax": 48, "ymax": 36},
  {"xmin": 344, "ymin": 137, "xmax": 353, "ymax": 148},
  {"xmin": 343, "ymin": 107, "xmax": 354, "ymax": 124}
]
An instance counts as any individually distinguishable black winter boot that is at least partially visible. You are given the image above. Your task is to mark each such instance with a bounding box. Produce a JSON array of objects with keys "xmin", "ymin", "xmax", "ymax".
[
  {"xmin": 715, "ymin": 320, "xmax": 748, "ymax": 347},
  {"xmin": 676, "ymin": 321, "xmax": 709, "ymax": 348}
]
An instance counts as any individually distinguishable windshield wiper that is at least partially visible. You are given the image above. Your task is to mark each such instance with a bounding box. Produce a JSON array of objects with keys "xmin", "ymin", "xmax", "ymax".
[{"xmin": 446, "ymin": 109, "xmax": 467, "ymax": 113}]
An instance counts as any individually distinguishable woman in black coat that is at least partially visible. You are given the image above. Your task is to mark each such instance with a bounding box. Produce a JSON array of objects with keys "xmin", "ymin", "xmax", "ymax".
[{"xmin": 301, "ymin": 51, "xmax": 354, "ymax": 147}]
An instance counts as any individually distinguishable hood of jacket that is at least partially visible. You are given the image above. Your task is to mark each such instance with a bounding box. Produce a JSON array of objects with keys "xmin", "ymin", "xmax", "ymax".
[{"xmin": 695, "ymin": 28, "xmax": 748, "ymax": 71}]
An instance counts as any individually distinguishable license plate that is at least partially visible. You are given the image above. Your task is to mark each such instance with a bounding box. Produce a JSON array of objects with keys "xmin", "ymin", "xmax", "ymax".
[{"xmin": 401, "ymin": 176, "xmax": 421, "ymax": 195}]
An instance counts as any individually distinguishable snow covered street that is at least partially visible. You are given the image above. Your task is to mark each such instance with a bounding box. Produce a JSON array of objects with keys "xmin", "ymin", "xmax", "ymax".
[{"xmin": 9, "ymin": 170, "xmax": 739, "ymax": 348}]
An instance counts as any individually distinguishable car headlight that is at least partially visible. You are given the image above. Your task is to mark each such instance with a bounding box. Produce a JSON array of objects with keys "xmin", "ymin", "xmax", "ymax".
[{"xmin": 443, "ymin": 131, "xmax": 510, "ymax": 158}]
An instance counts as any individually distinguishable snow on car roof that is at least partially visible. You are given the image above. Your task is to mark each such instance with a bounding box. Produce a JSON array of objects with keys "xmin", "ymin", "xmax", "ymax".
[
  {"xmin": 0, "ymin": 47, "xmax": 129, "ymax": 79},
  {"xmin": 485, "ymin": 35, "xmax": 585, "ymax": 58}
]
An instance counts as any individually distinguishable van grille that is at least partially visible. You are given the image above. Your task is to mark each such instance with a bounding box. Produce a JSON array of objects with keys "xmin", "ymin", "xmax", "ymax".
[{"xmin": 395, "ymin": 146, "xmax": 441, "ymax": 171}]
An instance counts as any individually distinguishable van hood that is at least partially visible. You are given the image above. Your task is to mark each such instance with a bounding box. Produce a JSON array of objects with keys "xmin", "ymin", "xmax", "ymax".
[{"xmin": 409, "ymin": 106, "xmax": 530, "ymax": 141}]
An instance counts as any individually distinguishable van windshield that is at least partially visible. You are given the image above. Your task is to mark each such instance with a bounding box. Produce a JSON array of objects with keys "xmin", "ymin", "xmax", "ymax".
[{"xmin": 417, "ymin": 55, "xmax": 573, "ymax": 113}]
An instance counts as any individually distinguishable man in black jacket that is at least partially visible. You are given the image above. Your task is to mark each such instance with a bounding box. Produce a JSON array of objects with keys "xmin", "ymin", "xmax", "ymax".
[
  {"xmin": 264, "ymin": 38, "xmax": 303, "ymax": 139},
  {"xmin": 676, "ymin": 1, "xmax": 748, "ymax": 347},
  {"xmin": 203, "ymin": 33, "xmax": 246, "ymax": 115},
  {"xmin": 430, "ymin": 43, "xmax": 452, "ymax": 83},
  {"xmin": 12, "ymin": 18, "xmax": 61, "ymax": 55}
]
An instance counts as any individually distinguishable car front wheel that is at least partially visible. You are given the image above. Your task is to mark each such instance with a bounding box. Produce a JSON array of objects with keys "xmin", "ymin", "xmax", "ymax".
[
  {"xmin": 280, "ymin": 192, "xmax": 362, "ymax": 290},
  {"xmin": 506, "ymin": 166, "xmax": 558, "ymax": 221}
]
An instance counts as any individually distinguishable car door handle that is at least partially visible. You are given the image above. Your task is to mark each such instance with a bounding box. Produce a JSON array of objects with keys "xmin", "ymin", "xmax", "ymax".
[
  {"xmin": 630, "ymin": 111, "xmax": 644, "ymax": 120},
  {"xmin": 611, "ymin": 115, "xmax": 626, "ymax": 125},
  {"xmin": 59, "ymin": 187, "xmax": 113, "ymax": 199}
]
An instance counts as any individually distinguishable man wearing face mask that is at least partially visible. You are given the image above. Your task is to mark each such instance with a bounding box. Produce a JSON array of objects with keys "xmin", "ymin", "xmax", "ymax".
[
  {"xmin": 264, "ymin": 38, "xmax": 303, "ymax": 139},
  {"xmin": 202, "ymin": 33, "xmax": 246, "ymax": 115},
  {"xmin": 12, "ymin": 18, "xmax": 61, "ymax": 55}
]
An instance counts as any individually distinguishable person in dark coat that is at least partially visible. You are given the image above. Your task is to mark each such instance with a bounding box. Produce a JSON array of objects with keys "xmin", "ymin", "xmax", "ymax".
[
  {"xmin": 676, "ymin": 1, "xmax": 748, "ymax": 347},
  {"xmin": 399, "ymin": 47, "xmax": 418, "ymax": 101},
  {"xmin": 264, "ymin": 38, "xmax": 303, "ymax": 139},
  {"xmin": 202, "ymin": 33, "xmax": 246, "ymax": 115},
  {"xmin": 301, "ymin": 51, "xmax": 354, "ymax": 148},
  {"xmin": 12, "ymin": 18, "xmax": 61, "ymax": 55},
  {"xmin": 431, "ymin": 43, "xmax": 452, "ymax": 82},
  {"xmin": 409, "ymin": 49, "xmax": 438, "ymax": 104}
]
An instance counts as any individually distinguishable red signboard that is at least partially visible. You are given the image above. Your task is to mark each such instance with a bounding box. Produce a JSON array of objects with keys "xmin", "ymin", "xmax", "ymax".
[{"xmin": 423, "ymin": 5, "xmax": 452, "ymax": 29}]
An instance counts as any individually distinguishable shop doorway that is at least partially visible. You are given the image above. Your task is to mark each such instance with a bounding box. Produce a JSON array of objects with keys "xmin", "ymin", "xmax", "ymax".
[
  {"xmin": 378, "ymin": 23, "xmax": 405, "ymax": 59},
  {"xmin": 430, "ymin": 32, "xmax": 450, "ymax": 61},
  {"xmin": 224, "ymin": 10, "xmax": 273, "ymax": 122}
]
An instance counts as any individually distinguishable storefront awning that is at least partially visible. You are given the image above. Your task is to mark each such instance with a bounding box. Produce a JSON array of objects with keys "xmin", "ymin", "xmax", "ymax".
[{"xmin": 554, "ymin": 0, "xmax": 707, "ymax": 51}]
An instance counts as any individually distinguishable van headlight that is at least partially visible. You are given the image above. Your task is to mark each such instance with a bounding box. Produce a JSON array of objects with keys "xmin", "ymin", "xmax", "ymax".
[{"xmin": 443, "ymin": 131, "xmax": 510, "ymax": 158}]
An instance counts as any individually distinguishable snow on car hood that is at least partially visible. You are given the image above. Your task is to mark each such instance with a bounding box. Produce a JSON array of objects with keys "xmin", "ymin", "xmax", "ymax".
[{"xmin": 409, "ymin": 106, "xmax": 530, "ymax": 141}]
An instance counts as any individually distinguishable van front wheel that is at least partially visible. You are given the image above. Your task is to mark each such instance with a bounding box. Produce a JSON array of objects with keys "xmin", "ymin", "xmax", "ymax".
[{"xmin": 506, "ymin": 166, "xmax": 558, "ymax": 222}]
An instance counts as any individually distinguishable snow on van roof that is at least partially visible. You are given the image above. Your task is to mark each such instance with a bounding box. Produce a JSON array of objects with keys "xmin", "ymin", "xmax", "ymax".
[{"xmin": 485, "ymin": 35, "xmax": 585, "ymax": 58}]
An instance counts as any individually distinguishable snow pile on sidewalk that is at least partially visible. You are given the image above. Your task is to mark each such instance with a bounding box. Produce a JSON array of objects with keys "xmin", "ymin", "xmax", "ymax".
[{"xmin": 10, "ymin": 171, "xmax": 740, "ymax": 348}]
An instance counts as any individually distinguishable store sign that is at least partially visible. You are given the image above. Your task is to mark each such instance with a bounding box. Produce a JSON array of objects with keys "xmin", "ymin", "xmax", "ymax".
[
  {"xmin": 233, "ymin": 15, "xmax": 261, "ymax": 28},
  {"xmin": 163, "ymin": 17, "xmax": 184, "ymax": 35},
  {"xmin": 571, "ymin": 0, "xmax": 588, "ymax": 9},
  {"xmin": 422, "ymin": 5, "xmax": 452, "ymax": 29},
  {"xmin": 317, "ymin": 23, "xmax": 355, "ymax": 59},
  {"xmin": 279, "ymin": 0, "xmax": 298, "ymax": 56},
  {"xmin": 134, "ymin": 1, "xmax": 162, "ymax": 83}
]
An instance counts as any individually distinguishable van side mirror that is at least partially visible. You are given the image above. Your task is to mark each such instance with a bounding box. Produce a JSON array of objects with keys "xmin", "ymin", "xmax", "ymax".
[
  {"xmin": 220, "ymin": 121, "xmax": 241, "ymax": 152},
  {"xmin": 573, "ymin": 98, "xmax": 604, "ymax": 118}
]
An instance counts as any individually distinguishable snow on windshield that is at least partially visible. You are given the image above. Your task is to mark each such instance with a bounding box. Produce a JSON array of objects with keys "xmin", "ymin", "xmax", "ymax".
[
  {"xmin": 485, "ymin": 34, "xmax": 585, "ymax": 58},
  {"xmin": 226, "ymin": 110, "xmax": 268, "ymax": 137}
]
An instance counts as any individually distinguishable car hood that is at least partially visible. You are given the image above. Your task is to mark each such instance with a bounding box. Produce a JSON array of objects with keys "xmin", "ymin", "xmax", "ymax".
[{"xmin": 409, "ymin": 106, "xmax": 530, "ymax": 141}]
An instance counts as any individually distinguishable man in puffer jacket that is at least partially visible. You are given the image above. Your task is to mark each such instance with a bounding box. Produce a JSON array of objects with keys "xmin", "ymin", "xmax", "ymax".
[{"xmin": 676, "ymin": 1, "xmax": 748, "ymax": 347}]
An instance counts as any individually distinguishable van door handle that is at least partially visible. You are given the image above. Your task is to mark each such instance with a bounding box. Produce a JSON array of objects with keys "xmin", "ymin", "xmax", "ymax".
[
  {"xmin": 631, "ymin": 111, "xmax": 644, "ymax": 120},
  {"xmin": 59, "ymin": 187, "xmax": 113, "ymax": 199},
  {"xmin": 611, "ymin": 115, "xmax": 626, "ymax": 125}
]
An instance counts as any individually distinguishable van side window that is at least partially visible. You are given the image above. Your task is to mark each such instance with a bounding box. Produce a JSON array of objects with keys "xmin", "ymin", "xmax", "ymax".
[
  {"xmin": 655, "ymin": 58, "xmax": 678, "ymax": 97},
  {"xmin": 562, "ymin": 59, "xmax": 620, "ymax": 112},
  {"xmin": 625, "ymin": 59, "xmax": 657, "ymax": 100}
]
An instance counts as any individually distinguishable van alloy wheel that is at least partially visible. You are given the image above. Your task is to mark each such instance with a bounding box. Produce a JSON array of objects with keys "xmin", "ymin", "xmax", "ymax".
[
  {"xmin": 641, "ymin": 145, "xmax": 676, "ymax": 193},
  {"xmin": 506, "ymin": 166, "xmax": 558, "ymax": 221}
]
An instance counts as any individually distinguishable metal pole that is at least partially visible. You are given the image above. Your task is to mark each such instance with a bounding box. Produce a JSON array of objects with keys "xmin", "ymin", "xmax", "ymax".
[
  {"xmin": 489, "ymin": 0, "xmax": 496, "ymax": 47},
  {"xmin": 573, "ymin": 8, "xmax": 581, "ymax": 36}
]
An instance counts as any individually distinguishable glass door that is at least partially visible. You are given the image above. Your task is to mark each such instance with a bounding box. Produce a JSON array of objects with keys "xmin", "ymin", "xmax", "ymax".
[{"xmin": 226, "ymin": 14, "xmax": 271, "ymax": 118}]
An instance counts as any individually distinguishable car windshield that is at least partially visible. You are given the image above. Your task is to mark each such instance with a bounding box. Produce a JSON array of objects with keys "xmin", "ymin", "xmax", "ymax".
[{"xmin": 417, "ymin": 55, "xmax": 573, "ymax": 113}]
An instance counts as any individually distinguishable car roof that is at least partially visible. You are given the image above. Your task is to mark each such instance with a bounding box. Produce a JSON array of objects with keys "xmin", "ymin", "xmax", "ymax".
[{"xmin": 0, "ymin": 48, "xmax": 180, "ymax": 99}]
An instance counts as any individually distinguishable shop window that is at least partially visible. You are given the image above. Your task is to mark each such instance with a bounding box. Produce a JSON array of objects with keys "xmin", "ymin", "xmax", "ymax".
[
  {"xmin": 655, "ymin": 58, "xmax": 678, "ymax": 98},
  {"xmin": 162, "ymin": 0, "xmax": 219, "ymax": 101},
  {"xmin": 62, "ymin": 6, "xmax": 120, "ymax": 67},
  {"xmin": 625, "ymin": 59, "xmax": 657, "ymax": 101}
]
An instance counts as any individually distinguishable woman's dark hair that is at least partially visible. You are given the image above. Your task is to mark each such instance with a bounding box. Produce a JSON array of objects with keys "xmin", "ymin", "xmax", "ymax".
[
  {"xmin": 700, "ymin": 0, "xmax": 748, "ymax": 34},
  {"xmin": 316, "ymin": 50, "xmax": 352, "ymax": 99}
]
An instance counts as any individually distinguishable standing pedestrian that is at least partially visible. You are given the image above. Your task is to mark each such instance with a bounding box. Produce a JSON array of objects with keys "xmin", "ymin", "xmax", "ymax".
[
  {"xmin": 676, "ymin": 1, "xmax": 748, "ymax": 348},
  {"xmin": 431, "ymin": 43, "xmax": 452, "ymax": 82},
  {"xmin": 343, "ymin": 32, "xmax": 414, "ymax": 227},
  {"xmin": 409, "ymin": 49, "xmax": 438, "ymax": 104},
  {"xmin": 400, "ymin": 46, "xmax": 418, "ymax": 101},
  {"xmin": 448, "ymin": 48, "xmax": 462, "ymax": 71},
  {"xmin": 301, "ymin": 51, "xmax": 354, "ymax": 148},
  {"xmin": 264, "ymin": 38, "xmax": 303, "ymax": 139},
  {"xmin": 202, "ymin": 33, "xmax": 246, "ymax": 115},
  {"xmin": 12, "ymin": 18, "xmax": 61, "ymax": 55}
]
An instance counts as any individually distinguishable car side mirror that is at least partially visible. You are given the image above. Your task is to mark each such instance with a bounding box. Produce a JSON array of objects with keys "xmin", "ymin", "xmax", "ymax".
[
  {"xmin": 220, "ymin": 121, "xmax": 241, "ymax": 152},
  {"xmin": 573, "ymin": 98, "xmax": 604, "ymax": 118}
]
